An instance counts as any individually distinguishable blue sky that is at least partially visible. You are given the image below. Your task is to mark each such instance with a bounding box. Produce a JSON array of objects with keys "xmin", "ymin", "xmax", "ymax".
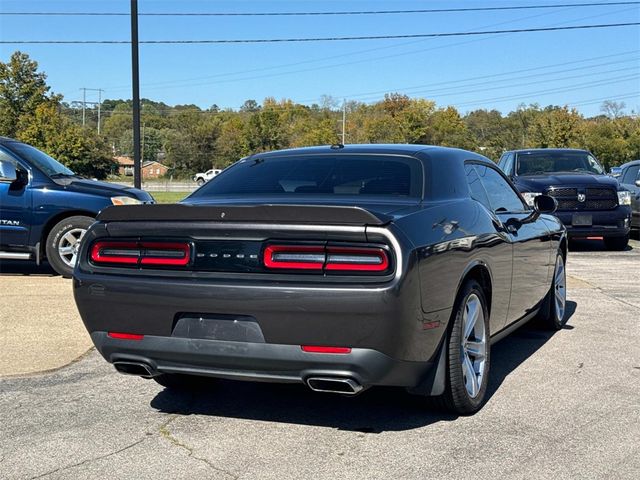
[{"xmin": 1, "ymin": 0, "xmax": 639, "ymax": 116}]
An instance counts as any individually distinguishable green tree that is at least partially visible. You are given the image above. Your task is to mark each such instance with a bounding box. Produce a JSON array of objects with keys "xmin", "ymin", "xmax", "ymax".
[
  {"xmin": 17, "ymin": 102, "xmax": 114, "ymax": 178},
  {"xmin": 0, "ymin": 51, "xmax": 58, "ymax": 138}
]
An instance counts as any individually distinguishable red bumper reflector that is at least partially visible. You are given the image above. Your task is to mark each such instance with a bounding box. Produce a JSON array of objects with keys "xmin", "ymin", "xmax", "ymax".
[
  {"xmin": 108, "ymin": 332, "xmax": 144, "ymax": 341},
  {"xmin": 301, "ymin": 345, "xmax": 352, "ymax": 354}
]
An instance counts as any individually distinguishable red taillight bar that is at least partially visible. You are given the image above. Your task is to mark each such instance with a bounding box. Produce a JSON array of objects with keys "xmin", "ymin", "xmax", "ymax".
[
  {"xmin": 301, "ymin": 345, "xmax": 352, "ymax": 354},
  {"xmin": 325, "ymin": 246, "xmax": 389, "ymax": 272},
  {"xmin": 140, "ymin": 242, "xmax": 191, "ymax": 266},
  {"xmin": 90, "ymin": 240, "xmax": 190, "ymax": 267},
  {"xmin": 108, "ymin": 332, "xmax": 144, "ymax": 340},
  {"xmin": 263, "ymin": 245, "xmax": 325, "ymax": 270},
  {"xmin": 90, "ymin": 241, "xmax": 139, "ymax": 265},
  {"xmin": 263, "ymin": 244, "xmax": 390, "ymax": 273}
]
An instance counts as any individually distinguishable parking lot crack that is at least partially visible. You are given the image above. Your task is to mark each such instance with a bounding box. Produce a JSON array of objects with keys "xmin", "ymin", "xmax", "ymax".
[
  {"xmin": 28, "ymin": 438, "xmax": 146, "ymax": 479},
  {"xmin": 159, "ymin": 416, "xmax": 238, "ymax": 479}
]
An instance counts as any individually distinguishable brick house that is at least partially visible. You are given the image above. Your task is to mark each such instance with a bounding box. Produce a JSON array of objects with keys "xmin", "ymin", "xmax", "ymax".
[
  {"xmin": 114, "ymin": 156, "xmax": 134, "ymax": 176},
  {"xmin": 142, "ymin": 161, "xmax": 169, "ymax": 179}
]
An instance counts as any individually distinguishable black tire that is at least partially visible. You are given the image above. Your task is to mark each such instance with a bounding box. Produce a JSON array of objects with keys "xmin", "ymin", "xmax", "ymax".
[
  {"xmin": 45, "ymin": 215, "xmax": 94, "ymax": 277},
  {"xmin": 603, "ymin": 234, "xmax": 629, "ymax": 251},
  {"xmin": 153, "ymin": 373, "xmax": 212, "ymax": 391},
  {"xmin": 536, "ymin": 251, "xmax": 567, "ymax": 330},
  {"xmin": 196, "ymin": 178, "xmax": 205, "ymax": 186},
  {"xmin": 435, "ymin": 280, "xmax": 491, "ymax": 415}
]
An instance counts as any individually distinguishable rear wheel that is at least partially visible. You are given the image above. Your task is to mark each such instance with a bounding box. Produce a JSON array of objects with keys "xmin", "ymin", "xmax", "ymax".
[
  {"xmin": 537, "ymin": 252, "xmax": 567, "ymax": 330},
  {"xmin": 45, "ymin": 215, "xmax": 94, "ymax": 277},
  {"xmin": 603, "ymin": 234, "xmax": 629, "ymax": 251},
  {"xmin": 435, "ymin": 280, "xmax": 490, "ymax": 415},
  {"xmin": 153, "ymin": 373, "xmax": 213, "ymax": 391}
]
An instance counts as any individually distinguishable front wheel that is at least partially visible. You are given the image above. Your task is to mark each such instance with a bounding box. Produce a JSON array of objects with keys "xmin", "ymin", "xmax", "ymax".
[
  {"xmin": 196, "ymin": 178, "xmax": 205, "ymax": 186},
  {"xmin": 45, "ymin": 215, "xmax": 94, "ymax": 277},
  {"xmin": 435, "ymin": 280, "xmax": 491, "ymax": 415},
  {"xmin": 537, "ymin": 252, "xmax": 567, "ymax": 330},
  {"xmin": 603, "ymin": 234, "xmax": 629, "ymax": 251}
]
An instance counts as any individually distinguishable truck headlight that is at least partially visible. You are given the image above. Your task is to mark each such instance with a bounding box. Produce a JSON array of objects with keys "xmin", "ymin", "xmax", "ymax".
[
  {"xmin": 111, "ymin": 196, "xmax": 142, "ymax": 206},
  {"xmin": 521, "ymin": 192, "xmax": 542, "ymax": 207},
  {"xmin": 617, "ymin": 190, "xmax": 631, "ymax": 206}
]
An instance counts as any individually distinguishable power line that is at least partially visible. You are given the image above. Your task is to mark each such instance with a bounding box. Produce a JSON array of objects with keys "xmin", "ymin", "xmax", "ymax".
[
  {"xmin": 1, "ymin": 22, "xmax": 638, "ymax": 44},
  {"xmin": 2, "ymin": 2, "xmax": 638, "ymax": 16},
  {"xmin": 103, "ymin": 5, "xmax": 587, "ymax": 91}
]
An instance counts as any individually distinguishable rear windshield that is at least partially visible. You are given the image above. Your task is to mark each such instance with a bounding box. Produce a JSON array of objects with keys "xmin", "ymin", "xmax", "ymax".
[
  {"xmin": 516, "ymin": 151, "xmax": 604, "ymax": 176},
  {"xmin": 190, "ymin": 154, "xmax": 424, "ymax": 199}
]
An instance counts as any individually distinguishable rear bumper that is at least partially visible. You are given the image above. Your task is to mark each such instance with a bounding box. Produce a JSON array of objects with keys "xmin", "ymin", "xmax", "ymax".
[
  {"xmin": 555, "ymin": 207, "xmax": 631, "ymax": 238},
  {"xmin": 92, "ymin": 332, "xmax": 435, "ymax": 388}
]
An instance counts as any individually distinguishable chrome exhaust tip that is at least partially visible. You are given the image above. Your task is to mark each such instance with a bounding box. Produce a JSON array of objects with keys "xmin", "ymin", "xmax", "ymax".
[
  {"xmin": 113, "ymin": 361, "xmax": 157, "ymax": 378},
  {"xmin": 306, "ymin": 377, "xmax": 364, "ymax": 395}
]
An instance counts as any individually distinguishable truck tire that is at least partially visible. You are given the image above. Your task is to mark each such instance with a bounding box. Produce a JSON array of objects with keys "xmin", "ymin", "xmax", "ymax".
[
  {"xmin": 603, "ymin": 234, "xmax": 629, "ymax": 251},
  {"xmin": 45, "ymin": 215, "xmax": 94, "ymax": 277},
  {"xmin": 196, "ymin": 178, "xmax": 205, "ymax": 186}
]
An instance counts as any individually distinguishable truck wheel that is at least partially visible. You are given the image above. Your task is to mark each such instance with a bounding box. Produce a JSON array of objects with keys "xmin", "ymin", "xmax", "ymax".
[
  {"xmin": 45, "ymin": 215, "xmax": 94, "ymax": 277},
  {"xmin": 433, "ymin": 280, "xmax": 491, "ymax": 415},
  {"xmin": 536, "ymin": 251, "xmax": 567, "ymax": 330},
  {"xmin": 603, "ymin": 234, "xmax": 629, "ymax": 251},
  {"xmin": 196, "ymin": 178, "xmax": 205, "ymax": 186}
]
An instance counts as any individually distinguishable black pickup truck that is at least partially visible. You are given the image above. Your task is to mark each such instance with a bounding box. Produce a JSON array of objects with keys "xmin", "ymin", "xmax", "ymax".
[{"xmin": 498, "ymin": 149, "xmax": 632, "ymax": 250}]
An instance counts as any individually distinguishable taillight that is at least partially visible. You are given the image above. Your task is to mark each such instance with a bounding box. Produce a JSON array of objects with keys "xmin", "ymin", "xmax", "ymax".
[
  {"xmin": 325, "ymin": 246, "xmax": 389, "ymax": 272},
  {"xmin": 90, "ymin": 240, "xmax": 190, "ymax": 267},
  {"xmin": 90, "ymin": 241, "xmax": 140, "ymax": 265},
  {"xmin": 263, "ymin": 244, "xmax": 390, "ymax": 273},
  {"xmin": 139, "ymin": 242, "xmax": 191, "ymax": 266},
  {"xmin": 263, "ymin": 245, "xmax": 325, "ymax": 270}
]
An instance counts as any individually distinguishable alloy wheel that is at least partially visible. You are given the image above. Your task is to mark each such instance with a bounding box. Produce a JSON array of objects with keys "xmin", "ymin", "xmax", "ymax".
[
  {"xmin": 461, "ymin": 293, "xmax": 487, "ymax": 399},
  {"xmin": 554, "ymin": 255, "xmax": 566, "ymax": 323},
  {"xmin": 58, "ymin": 228, "xmax": 87, "ymax": 268}
]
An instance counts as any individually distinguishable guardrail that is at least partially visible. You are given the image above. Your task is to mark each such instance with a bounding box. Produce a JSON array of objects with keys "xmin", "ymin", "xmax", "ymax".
[{"xmin": 110, "ymin": 181, "xmax": 198, "ymax": 192}]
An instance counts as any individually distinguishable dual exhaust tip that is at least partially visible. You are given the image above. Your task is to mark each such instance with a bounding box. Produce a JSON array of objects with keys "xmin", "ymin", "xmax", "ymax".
[
  {"xmin": 113, "ymin": 361, "xmax": 157, "ymax": 378},
  {"xmin": 113, "ymin": 362, "xmax": 364, "ymax": 396},
  {"xmin": 306, "ymin": 376, "xmax": 363, "ymax": 395}
]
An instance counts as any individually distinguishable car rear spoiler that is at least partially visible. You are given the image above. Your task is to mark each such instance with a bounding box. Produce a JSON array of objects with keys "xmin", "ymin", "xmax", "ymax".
[{"xmin": 97, "ymin": 204, "xmax": 392, "ymax": 226}]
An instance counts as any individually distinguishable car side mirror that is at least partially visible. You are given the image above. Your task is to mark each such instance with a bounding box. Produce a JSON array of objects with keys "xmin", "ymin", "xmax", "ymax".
[
  {"xmin": 635, "ymin": 179, "xmax": 640, "ymax": 188},
  {"xmin": 610, "ymin": 167, "xmax": 623, "ymax": 178},
  {"xmin": 0, "ymin": 159, "xmax": 18, "ymax": 184},
  {"xmin": 510, "ymin": 194, "xmax": 557, "ymax": 230},
  {"xmin": 533, "ymin": 194, "xmax": 557, "ymax": 214}
]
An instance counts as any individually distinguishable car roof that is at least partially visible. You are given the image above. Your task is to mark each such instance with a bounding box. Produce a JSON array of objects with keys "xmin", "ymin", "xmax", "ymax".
[
  {"xmin": 619, "ymin": 159, "xmax": 640, "ymax": 168},
  {"xmin": 251, "ymin": 144, "xmax": 475, "ymax": 158},
  {"xmin": 507, "ymin": 148, "xmax": 591, "ymax": 155}
]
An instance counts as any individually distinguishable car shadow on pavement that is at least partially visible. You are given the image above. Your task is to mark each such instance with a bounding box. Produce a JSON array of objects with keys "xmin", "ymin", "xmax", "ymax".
[
  {"xmin": 150, "ymin": 300, "xmax": 578, "ymax": 432},
  {"xmin": 0, "ymin": 260, "xmax": 57, "ymax": 276},
  {"xmin": 484, "ymin": 300, "xmax": 576, "ymax": 403},
  {"xmin": 569, "ymin": 238, "xmax": 635, "ymax": 252}
]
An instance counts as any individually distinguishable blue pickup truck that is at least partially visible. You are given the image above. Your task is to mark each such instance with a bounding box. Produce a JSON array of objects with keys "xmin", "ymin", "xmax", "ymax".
[{"xmin": 0, "ymin": 137, "xmax": 153, "ymax": 276}]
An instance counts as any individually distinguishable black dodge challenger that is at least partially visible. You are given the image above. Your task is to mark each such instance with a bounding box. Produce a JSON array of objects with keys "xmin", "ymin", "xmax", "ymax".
[{"xmin": 74, "ymin": 144, "xmax": 567, "ymax": 414}]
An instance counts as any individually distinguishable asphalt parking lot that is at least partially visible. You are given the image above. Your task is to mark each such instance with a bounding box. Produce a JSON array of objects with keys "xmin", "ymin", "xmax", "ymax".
[{"xmin": 1, "ymin": 238, "xmax": 639, "ymax": 480}]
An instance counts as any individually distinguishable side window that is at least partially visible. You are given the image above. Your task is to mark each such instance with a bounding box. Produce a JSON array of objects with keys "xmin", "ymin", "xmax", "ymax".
[
  {"xmin": 622, "ymin": 165, "xmax": 639, "ymax": 185},
  {"xmin": 464, "ymin": 163, "xmax": 492, "ymax": 211},
  {"xmin": 503, "ymin": 153, "xmax": 514, "ymax": 176},
  {"xmin": 474, "ymin": 164, "xmax": 526, "ymax": 213}
]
